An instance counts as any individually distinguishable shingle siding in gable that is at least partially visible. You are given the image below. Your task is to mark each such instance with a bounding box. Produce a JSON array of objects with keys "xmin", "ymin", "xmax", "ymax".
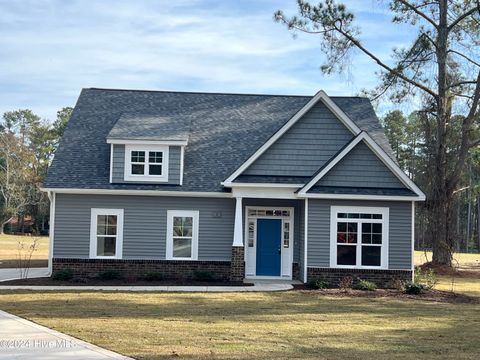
[
  {"xmin": 243, "ymin": 101, "xmax": 354, "ymax": 177},
  {"xmin": 314, "ymin": 141, "xmax": 406, "ymax": 189},
  {"xmin": 111, "ymin": 144, "xmax": 182, "ymax": 185}
]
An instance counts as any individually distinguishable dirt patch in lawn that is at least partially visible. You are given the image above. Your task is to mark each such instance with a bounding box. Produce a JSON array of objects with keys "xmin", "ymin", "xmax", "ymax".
[
  {"xmin": 0, "ymin": 277, "xmax": 249, "ymax": 287},
  {"xmin": 293, "ymin": 286, "xmax": 480, "ymax": 304},
  {"xmin": 419, "ymin": 261, "xmax": 480, "ymax": 277}
]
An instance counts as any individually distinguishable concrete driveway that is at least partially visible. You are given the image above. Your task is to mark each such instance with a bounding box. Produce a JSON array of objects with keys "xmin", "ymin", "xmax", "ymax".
[
  {"xmin": 0, "ymin": 310, "xmax": 132, "ymax": 359},
  {"xmin": 0, "ymin": 267, "xmax": 49, "ymax": 282}
]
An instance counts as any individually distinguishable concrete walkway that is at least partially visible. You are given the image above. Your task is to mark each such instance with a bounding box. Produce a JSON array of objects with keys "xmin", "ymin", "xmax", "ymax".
[
  {"xmin": 0, "ymin": 282, "xmax": 293, "ymax": 292},
  {"xmin": 0, "ymin": 268, "xmax": 49, "ymax": 282},
  {"xmin": 0, "ymin": 310, "xmax": 132, "ymax": 359}
]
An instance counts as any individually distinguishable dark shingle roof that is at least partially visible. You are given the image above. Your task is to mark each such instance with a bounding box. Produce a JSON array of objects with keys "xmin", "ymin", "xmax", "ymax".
[
  {"xmin": 107, "ymin": 113, "xmax": 190, "ymax": 141},
  {"xmin": 44, "ymin": 88, "xmax": 393, "ymax": 192},
  {"xmin": 307, "ymin": 186, "xmax": 416, "ymax": 196}
]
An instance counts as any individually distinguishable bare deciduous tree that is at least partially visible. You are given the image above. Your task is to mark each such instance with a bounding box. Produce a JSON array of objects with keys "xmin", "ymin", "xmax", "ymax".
[{"xmin": 0, "ymin": 132, "xmax": 36, "ymax": 234}]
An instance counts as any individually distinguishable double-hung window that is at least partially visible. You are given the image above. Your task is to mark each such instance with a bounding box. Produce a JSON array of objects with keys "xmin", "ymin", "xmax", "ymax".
[
  {"xmin": 124, "ymin": 145, "xmax": 169, "ymax": 182},
  {"xmin": 330, "ymin": 206, "xmax": 388, "ymax": 269},
  {"xmin": 166, "ymin": 210, "xmax": 199, "ymax": 260},
  {"xmin": 90, "ymin": 208, "xmax": 124, "ymax": 259}
]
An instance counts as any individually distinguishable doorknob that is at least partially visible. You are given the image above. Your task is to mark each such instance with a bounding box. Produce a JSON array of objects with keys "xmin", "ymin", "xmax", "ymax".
[{"xmin": 278, "ymin": 248, "xmax": 281, "ymax": 255}]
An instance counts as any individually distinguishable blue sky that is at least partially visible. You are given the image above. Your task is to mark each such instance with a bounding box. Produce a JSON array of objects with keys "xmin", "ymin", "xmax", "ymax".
[{"xmin": 0, "ymin": 0, "xmax": 416, "ymax": 120}]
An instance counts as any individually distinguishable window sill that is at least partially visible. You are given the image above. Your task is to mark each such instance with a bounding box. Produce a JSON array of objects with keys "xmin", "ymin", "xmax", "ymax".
[
  {"xmin": 124, "ymin": 175, "xmax": 169, "ymax": 182},
  {"xmin": 331, "ymin": 265, "xmax": 387, "ymax": 270},
  {"xmin": 166, "ymin": 257, "xmax": 198, "ymax": 261}
]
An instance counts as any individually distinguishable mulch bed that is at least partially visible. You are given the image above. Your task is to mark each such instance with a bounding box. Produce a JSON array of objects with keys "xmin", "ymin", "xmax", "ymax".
[
  {"xmin": 0, "ymin": 277, "xmax": 248, "ymax": 287},
  {"xmin": 0, "ymin": 260, "xmax": 48, "ymax": 269},
  {"xmin": 292, "ymin": 285, "xmax": 479, "ymax": 304}
]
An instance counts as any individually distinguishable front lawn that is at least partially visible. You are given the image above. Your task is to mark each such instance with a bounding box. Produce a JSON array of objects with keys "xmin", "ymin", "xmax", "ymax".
[
  {"xmin": 0, "ymin": 234, "xmax": 49, "ymax": 268},
  {"xmin": 0, "ymin": 291, "xmax": 479, "ymax": 360}
]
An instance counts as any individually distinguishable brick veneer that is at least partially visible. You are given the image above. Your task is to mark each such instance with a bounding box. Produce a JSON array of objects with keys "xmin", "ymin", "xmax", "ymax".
[
  {"xmin": 52, "ymin": 258, "xmax": 232, "ymax": 281},
  {"xmin": 292, "ymin": 262, "xmax": 300, "ymax": 280},
  {"xmin": 230, "ymin": 246, "xmax": 245, "ymax": 282},
  {"xmin": 307, "ymin": 267, "xmax": 413, "ymax": 288}
]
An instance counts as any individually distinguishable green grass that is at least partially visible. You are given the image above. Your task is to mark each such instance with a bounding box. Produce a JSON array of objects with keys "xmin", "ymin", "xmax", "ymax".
[
  {"xmin": 0, "ymin": 234, "xmax": 49, "ymax": 268},
  {"xmin": 0, "ymin": 291, "xmax": 479, "ymax": 360}
]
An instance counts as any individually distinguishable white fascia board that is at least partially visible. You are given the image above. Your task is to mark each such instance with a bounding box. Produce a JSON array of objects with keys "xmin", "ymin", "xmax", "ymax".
[
  {"xmin": 298, "ymin": 131, "xmax": 426, "ymax": 200},
  {"xmin": 40, "ymin": 188, "xmax": 232, "ymax": 198},
  {"xmin": 223, "ymin": 182, "xmax": 304, "ymax": 188},
  {"xmin": 231, "ymin": 187, "xmax": 298, "ymax": 199},
  {"xmin": 223, "ymin": 90, "xmax": 361, "ymax": 184},
  {"xmin": 106, "ymin": 139, "xmax": 188, "ymax": 146},
  {"xmin": 297, "ymin": 193, "xmax": 424, "ymax": 201},
  {"xmin": 109, "ymin": 143, "xmax": 114, "ymax": 183}
]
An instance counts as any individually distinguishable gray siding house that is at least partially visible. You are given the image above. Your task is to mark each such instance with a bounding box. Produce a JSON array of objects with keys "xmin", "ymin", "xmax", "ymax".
[{"xmin": 43, "ymin": 88, "xmax": 425, "ymax": 286}]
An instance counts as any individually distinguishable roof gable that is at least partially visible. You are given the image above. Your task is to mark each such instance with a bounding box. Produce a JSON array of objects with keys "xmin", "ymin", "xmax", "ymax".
[
  {"xmin": 241, "ymin": 99, "xmax": 354, "ymax": 177},
  {"xmin": 298, "ymin": 132, "xmax": 426, "ymax": 200},
  {"xmin": 313, "ymin": 140, "xmax": 405, "ymax": 188},
  {"xmin": 223, "ymin": 91, "xmax": 363, "ymax": 184}
]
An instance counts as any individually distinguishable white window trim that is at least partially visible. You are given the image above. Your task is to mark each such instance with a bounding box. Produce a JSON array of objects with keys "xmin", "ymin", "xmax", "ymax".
[
  {"xmin": 124, "ymin": 144, "xmax": 169, "ymax": 182},
  {"xmin": 89, "ymin": 208, "xmax": 124, "ymax": 259},
  {"xmin": 329, "ymin": 206, "xmax": 389, "ymax": 270},
  {"xmin": 166, "ymin": 210, "xmax": 199, "ymax": 261}
]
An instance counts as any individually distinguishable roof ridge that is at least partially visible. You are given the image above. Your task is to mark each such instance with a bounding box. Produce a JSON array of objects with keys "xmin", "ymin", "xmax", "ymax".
[{"xmin": 85, "ymin": 87, "xmax": 369, "ymax": 99}]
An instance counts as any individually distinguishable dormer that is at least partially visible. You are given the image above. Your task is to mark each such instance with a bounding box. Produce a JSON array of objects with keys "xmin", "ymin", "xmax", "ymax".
[{"xmin": 106, "ymin": 114, "xmax": 188, "ymax": 185}]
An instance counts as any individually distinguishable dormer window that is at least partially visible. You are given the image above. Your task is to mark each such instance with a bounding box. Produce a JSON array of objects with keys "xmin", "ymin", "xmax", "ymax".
[{"xmin": 124, "ymin": 145, "xmax": 169, "ymax": 182}]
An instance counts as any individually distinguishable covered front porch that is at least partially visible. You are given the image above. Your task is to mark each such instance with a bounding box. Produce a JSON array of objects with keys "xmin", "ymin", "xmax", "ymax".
[{"xmin": 230, "ymin": 195, "xmax": 305, "ymax": 282}]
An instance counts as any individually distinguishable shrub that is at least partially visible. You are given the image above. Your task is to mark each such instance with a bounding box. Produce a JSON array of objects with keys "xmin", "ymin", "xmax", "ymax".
[
  {"xmin": 52, "ymin": 269, "xmax": 74, "ymax": 281},
  {"xmin": 339, "ymin": 276, "xmax": 353, "ymax": 291},
  {"xmin": 193, "ymin": 270, "xmax": 215, "ymax": 282},
  {"xmin": 391, "ymin": 278, "xmax": 406, "ymax": 291},
  {"xmin": 307, "ymin": 278, "xmax": 329, "ymax": 289},
  {"xmin": 143, "ymin": 272, "xmax": 164, "ymax": 281},
  {"xmin": 354, "ymin": 279, "xmax": 377, "ymax": 291},
  {"xmin": 98, "ymin": 270, "xmax": 123, "ymax": 280},
  {"xmin": 404, "ymin": 281, "xmax": 425, "ymax": 295},
  {"xmin": 414, "ymin": 266, "xmax": 437, "ymax": 290}
]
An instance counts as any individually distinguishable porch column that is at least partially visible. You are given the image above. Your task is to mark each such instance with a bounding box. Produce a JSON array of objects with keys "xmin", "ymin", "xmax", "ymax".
[
  {"xmin": 233, "ymin": 197, "xmax": 243, "ymax": 247},
  {"xmin": 230, "ymin": 197, "xmax": 245, "ymax": 282}
]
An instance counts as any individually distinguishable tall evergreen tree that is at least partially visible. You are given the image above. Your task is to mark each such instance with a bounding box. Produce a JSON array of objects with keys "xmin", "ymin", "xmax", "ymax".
[{"xmin": 275, "ymin": 0, "xmax": 480, "ymax": 266}]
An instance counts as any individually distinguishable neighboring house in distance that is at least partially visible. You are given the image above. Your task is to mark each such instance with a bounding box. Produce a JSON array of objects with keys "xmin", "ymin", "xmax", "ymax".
[{"xmin": 42, "ymin": 88, "xmax": 425, "ymax": 286}]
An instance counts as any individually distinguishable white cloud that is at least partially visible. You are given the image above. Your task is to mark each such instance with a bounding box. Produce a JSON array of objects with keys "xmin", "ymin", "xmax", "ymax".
[{"xmin": 0, "ymin": 0, "xmax": 414, "ymax": 120}]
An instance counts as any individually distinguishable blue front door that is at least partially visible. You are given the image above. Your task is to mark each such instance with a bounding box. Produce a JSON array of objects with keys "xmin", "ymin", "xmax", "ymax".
[{"xmin": 256, "ymin": 219, "xmax": 282, "ymax": 276}]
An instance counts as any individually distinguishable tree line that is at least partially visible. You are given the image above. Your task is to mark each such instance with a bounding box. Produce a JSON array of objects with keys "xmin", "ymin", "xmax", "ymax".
[
  {"xmin": 382, "ymin": 110, "xmax": 480, "ymax": 253},
  {"xmin": 0, "ymin": 107, "xmax": 72, "ymax": 235}
]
